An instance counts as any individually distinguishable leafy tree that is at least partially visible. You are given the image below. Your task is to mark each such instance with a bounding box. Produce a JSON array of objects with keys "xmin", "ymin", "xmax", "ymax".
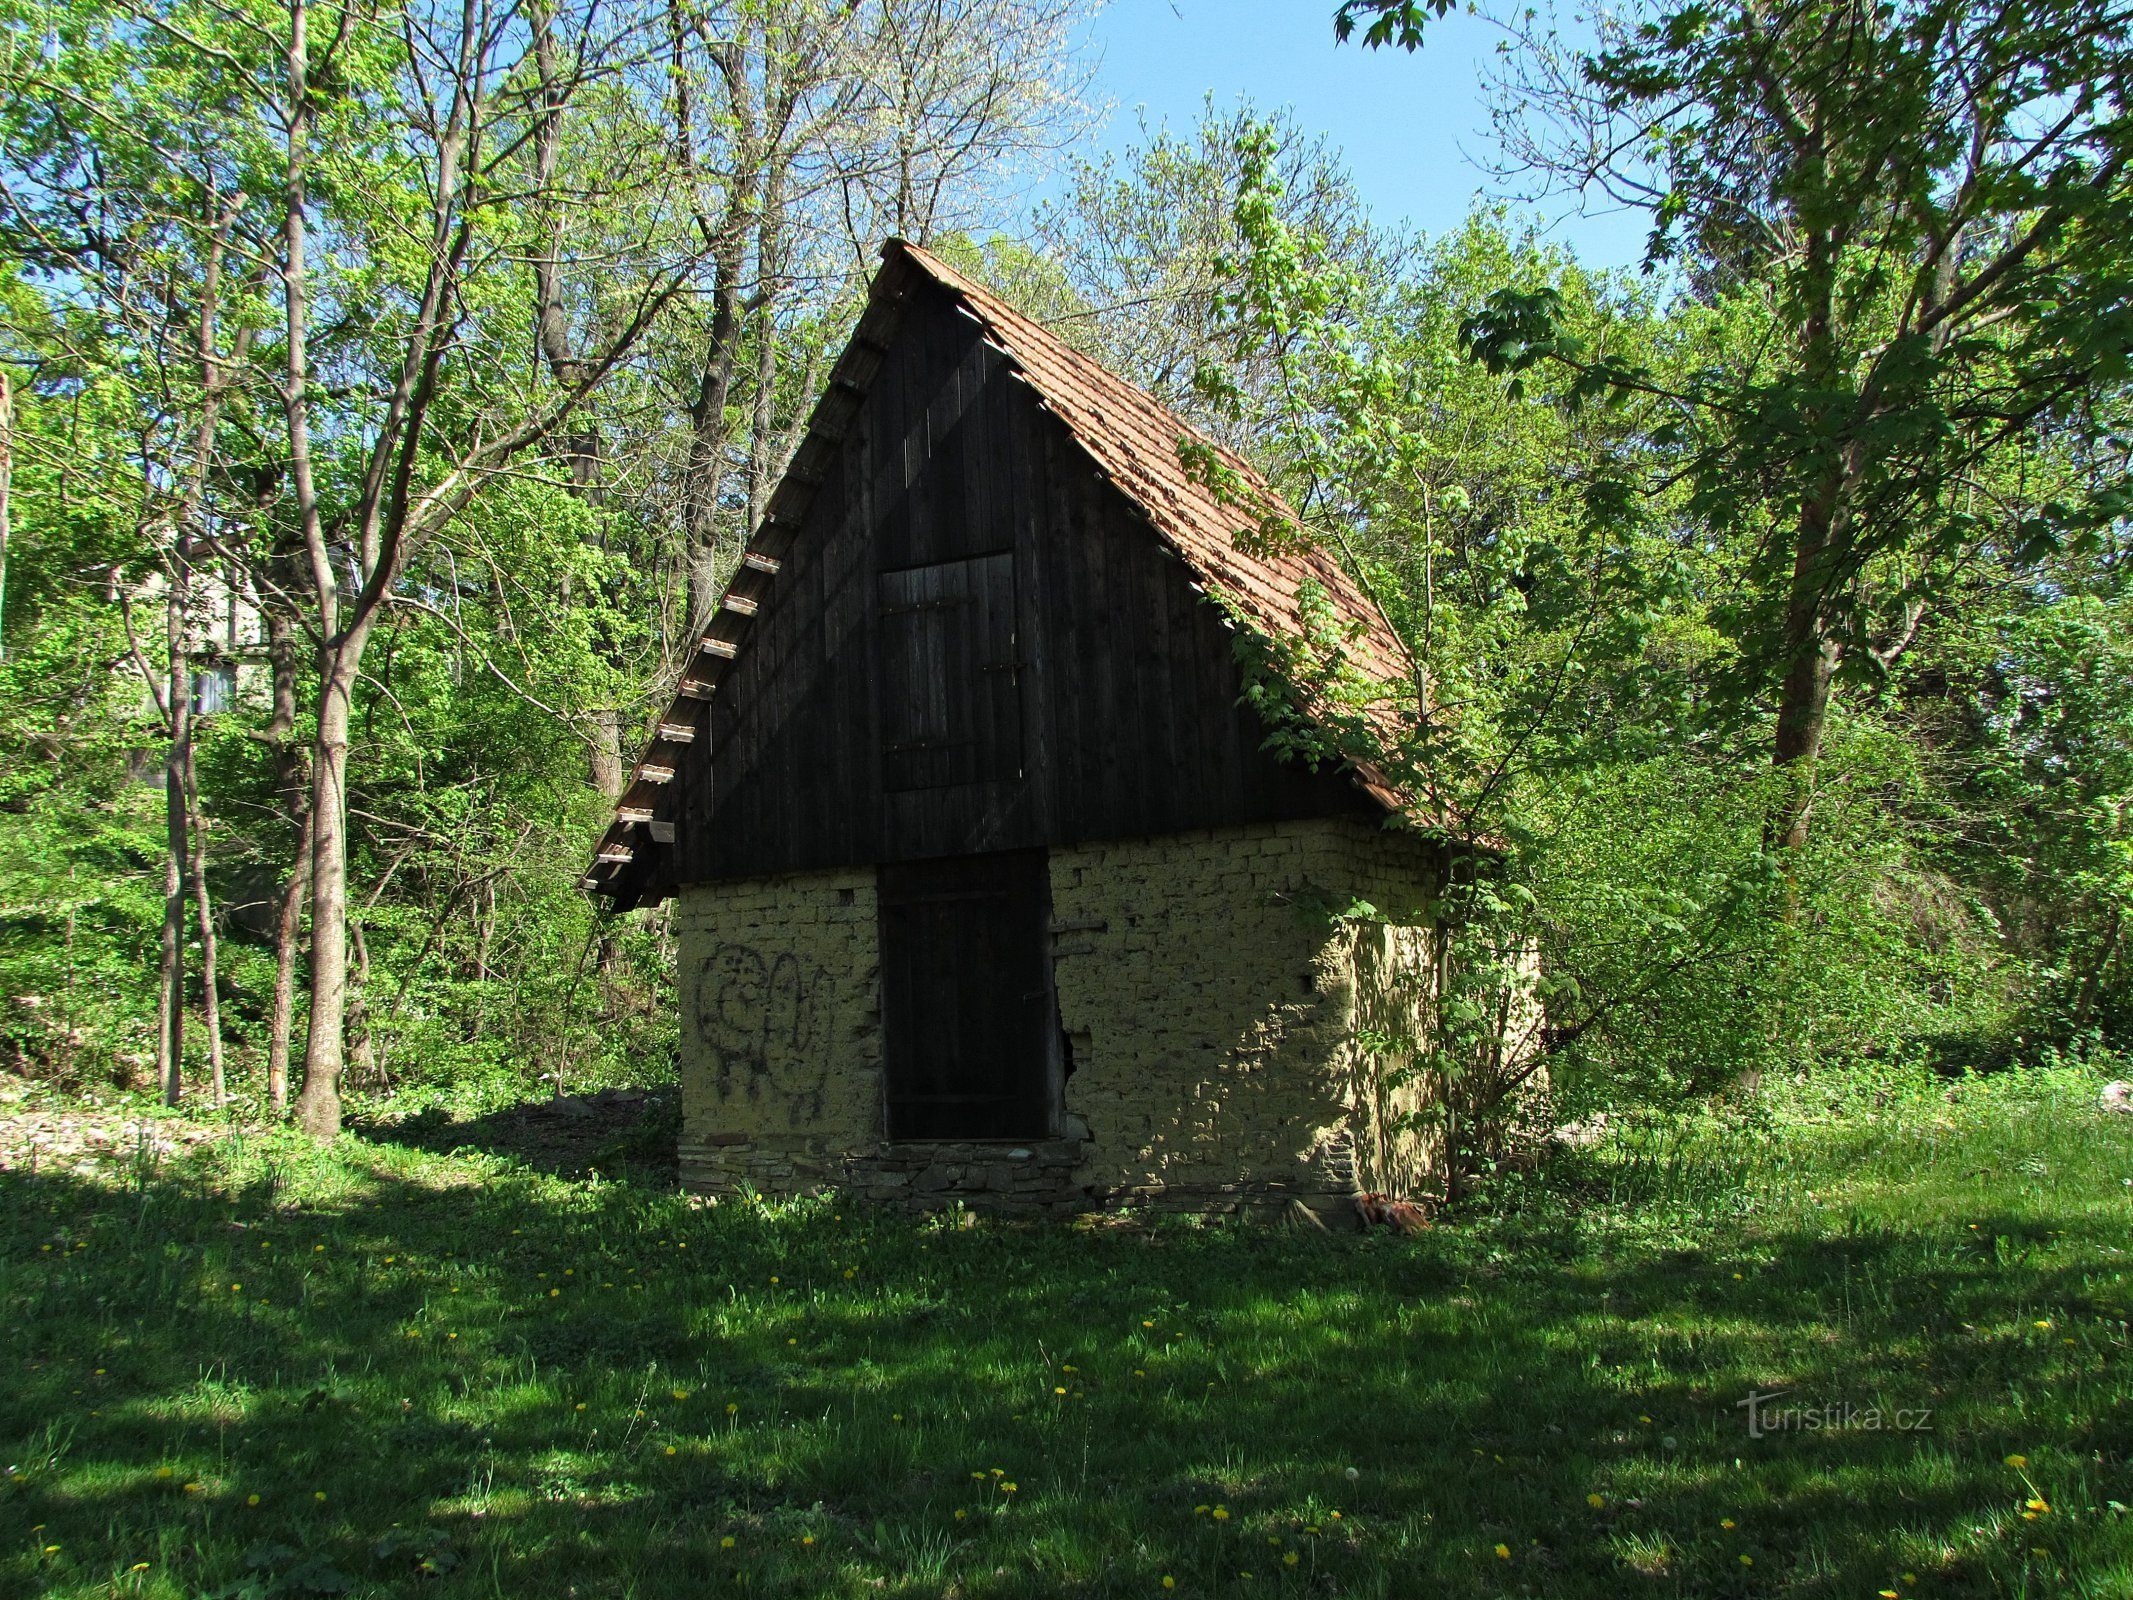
[{"xmin": 1341, "ymin": 0, "xmax": 2133, "ymax": 849}]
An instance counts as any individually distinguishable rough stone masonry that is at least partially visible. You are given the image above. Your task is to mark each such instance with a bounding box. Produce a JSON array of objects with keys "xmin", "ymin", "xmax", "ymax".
[{"xmin": 673, "ymin": 816, "xmax": 1447, "ymax": 1216}]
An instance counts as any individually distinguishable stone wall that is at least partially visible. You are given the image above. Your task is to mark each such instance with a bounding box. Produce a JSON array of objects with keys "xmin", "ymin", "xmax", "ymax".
[{"xmin": 674, "ymin": 816, "xmax": 1446, "ymax": 1214}]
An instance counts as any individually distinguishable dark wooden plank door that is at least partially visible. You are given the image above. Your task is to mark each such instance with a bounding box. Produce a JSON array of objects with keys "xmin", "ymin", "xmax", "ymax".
[{"xmin": 878, "ymin": 849, "xmax": 1057, "ymax": 1140}]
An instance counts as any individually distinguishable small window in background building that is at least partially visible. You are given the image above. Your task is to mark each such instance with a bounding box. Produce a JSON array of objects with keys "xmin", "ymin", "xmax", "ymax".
[{"xmin": 192, "ymin": 662, "xmax": 236, "ymax": 717}]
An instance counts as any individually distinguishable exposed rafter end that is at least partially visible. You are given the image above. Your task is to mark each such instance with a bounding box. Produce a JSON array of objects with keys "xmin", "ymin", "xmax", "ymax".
[
  {"xmin": 677, "ymin": 678, "xmax": 715, "ymax": 700},
  {"xmin": 722, "ymin": 594, "xmax": 759, "ymax": 617},
  {"xmin": 700, "ymin": 637, "xmax": 739, "ymax": 659},
  {"xmin": 656, "ymin": 720, "xmax": 697, "ymax": 743},
  {"xmin": 636, "ymin": 764, "xmax": 675, "ymax": 784},
  {"xmin": 616, "ymin": 806, "xmax": 654, "ymax": 825},
  {"xmin": 597, "ymin": 846, "xmax": 635, "ymax": 865},
  {"xmin": 742, "ymin": 551, "xmax": 781, "ymax": 574}
]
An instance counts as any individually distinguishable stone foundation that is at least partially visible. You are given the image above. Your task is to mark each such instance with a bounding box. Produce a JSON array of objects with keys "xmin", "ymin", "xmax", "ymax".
[{"xmin": 674, "ymin": 817, "xmax": 1446, "ymax": 1213}]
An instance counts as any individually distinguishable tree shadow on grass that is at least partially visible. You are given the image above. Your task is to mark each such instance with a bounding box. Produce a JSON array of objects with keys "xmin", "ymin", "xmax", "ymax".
[
  {"xmin": 349, "ymin": 1085, "xmax": 682, "ymax": 1186},
  {"xmin": 2, "ymin": 1135, "xmax": 2127, "ymax": 1599}
]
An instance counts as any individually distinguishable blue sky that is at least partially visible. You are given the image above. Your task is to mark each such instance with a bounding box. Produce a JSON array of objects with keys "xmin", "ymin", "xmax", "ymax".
[{"xmin": 1037, "ymin": 0, "xmax": 1652, "ymax": 270}]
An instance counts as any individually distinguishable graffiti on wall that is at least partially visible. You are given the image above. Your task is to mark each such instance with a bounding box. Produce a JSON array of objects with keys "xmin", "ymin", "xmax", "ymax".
[{"xmin": 690, "ymin": 943, "xmax": 831, "ymax": 1120}]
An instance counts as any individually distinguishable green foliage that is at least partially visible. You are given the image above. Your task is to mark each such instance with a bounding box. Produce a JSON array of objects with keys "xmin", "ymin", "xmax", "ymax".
[{"xmin": 1178, "ymin": 97, "xmax": 2108, "ymax": 1176}]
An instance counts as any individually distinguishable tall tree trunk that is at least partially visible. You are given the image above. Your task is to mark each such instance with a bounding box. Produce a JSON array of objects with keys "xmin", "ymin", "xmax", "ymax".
[
  {"xmin": 0, "ymin": 369, "xmax": 12, "ymax": 660},
  {"xmin": 156, "ymin": 561, "xmax": 191, "ymax": 1105},
  {"xmin": 1767, "ymin": 227, "xmax": 1849, "ymax": 853},
  {"xmin": 293, "ymin": 638, "xmax": 367, "ymax": 1137},
  {"xmin": 268, "ymin": 815, "xmax": 311, "ymax": 1113},
  {"xmin": 676, "ymin": 12, "xmax": 759, "ymax": 637},
  {"xmin": 182, "ymin": 733, "xmax": 225, "ymax": 1104},
  {"xmin": 1770, "ymin": 507, "xmax": 1841, "ymax": 852},
  {"xmin": 251, "ymin": 549, "xmax": 311, "ymax": 1113},
  {"xmin": 684, "ymin": 251, "xmax": 746, "ymax": 629},
  {"xmin": 745, "ymin": 170, "xmax": 786, "ymax": 535}
]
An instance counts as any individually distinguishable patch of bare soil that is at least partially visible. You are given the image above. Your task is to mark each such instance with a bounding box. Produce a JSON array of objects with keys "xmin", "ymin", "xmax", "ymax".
[{"xmin": 0, "ymin": 1083, "xmax": 230, "ymax": 1178}]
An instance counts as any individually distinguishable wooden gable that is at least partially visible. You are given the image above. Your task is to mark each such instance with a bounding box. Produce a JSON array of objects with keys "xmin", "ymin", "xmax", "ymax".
[{"xmin": 589, "ymin": 244, "xmax": 1410, "ymax": 909}]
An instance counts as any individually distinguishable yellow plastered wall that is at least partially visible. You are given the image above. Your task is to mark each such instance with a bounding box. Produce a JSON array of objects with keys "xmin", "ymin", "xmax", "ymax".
[{"xmin": 674, "ymin": 817, "xmax": 1445, "ymax": 1211}]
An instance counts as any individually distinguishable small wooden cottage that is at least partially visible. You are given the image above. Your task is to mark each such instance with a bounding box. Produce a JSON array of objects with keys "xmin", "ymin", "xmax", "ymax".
[{"xmin": 586, "ymin": 240, "xmax": 1450, "ymax": 1217}]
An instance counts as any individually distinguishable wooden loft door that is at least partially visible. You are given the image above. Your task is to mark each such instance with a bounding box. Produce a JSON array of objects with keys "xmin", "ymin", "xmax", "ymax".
[{"xmin": 877, "ymin": 848, "xmax": 1059, "ymax": 1141}]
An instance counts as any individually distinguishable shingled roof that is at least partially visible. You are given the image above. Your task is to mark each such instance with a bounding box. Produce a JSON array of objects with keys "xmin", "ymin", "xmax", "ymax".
[{"xmin": 584, "ymin": 239, "xmax": 1421, "ymax": 906}]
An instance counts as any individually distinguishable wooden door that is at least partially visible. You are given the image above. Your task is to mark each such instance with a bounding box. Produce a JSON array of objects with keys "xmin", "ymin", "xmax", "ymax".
[
  {"xmin": 876, "ymin": 553, "xmax": 1022, "ymax": 793},
  {"xmin": 878, "ymin": 848, "xmax": 1058, "ymax": 1140}
]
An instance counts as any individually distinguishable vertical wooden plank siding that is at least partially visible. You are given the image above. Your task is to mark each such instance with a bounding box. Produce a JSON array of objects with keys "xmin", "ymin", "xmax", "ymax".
[{"xmin": 682, "ymin": 281, "xmax": 1370, "ymax": 885}]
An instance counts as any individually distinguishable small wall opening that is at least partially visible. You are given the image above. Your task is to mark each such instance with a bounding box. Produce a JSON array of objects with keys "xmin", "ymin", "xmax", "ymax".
[{"xmin": 878, "ymin": 848, "xmax": 1060, "ymax": 1140}]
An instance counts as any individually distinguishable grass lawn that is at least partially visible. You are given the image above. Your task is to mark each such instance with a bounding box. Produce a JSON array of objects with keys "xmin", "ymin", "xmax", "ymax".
[{"xmin": 4, "ymin": 1068, "xmax": 2131, "ymax": 1598}]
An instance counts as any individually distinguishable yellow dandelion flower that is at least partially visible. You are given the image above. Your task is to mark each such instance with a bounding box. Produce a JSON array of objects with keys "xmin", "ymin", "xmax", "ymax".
[
  {"xmin": 1738, "ymin": 1555, "xmax": 1753, "ymax": 1566},
  {"xmin": 665, "ymin": 1446, "xmax": 677, "ymax": 1456},
  {"xmin": 2027, "ymin": 1497, "xmax": 2050, "ymax": 1512},
  {"xmin": 1212, "ymin": 1507, "xmax": 1228, "ymax": 1520},
  {"xmin": 720, "ymin": 1535, "xmax": 736, "ymax": 1549},
  {"xmin": 131, "ymin": 1563, "xmax": 150, "ymax": 1572},
  {"xmin": 1162, "ymin": 1578, "xmax": 1175, "ymax": 1590},
  {"xmin": 726, "ymin": 1402, "xmax": 738, "ymax": 1414},
  {"xmin": 954, "ymin": 1509, "xmax": 966, "ymax": 1520},
  {"xmin": 1494, "ymin": 1544, "xmax": 1511, "ymax": 1560},
  {"xmin": 1587, "ymin": 1494, "xmax": 1604, "ymax": 1509},
  {"xmin": 1001, "ymin": 1482, "xmax": 1018, "ymax": 1493},
  {"xmin": 2034, "ymin": 1320, "xmax": 2051, "ymax": 1329},
  {"xmin": 801, "ymin": 1535, "xmax": 815, "ymax": 1545},
  {"xmin": 2005, "ymin": 1453, "xmax": 2029, "ymax": 1468},
  {"xmin": 1194, "ymin": 1504, "xmax": 1209, "ymax": 1514},
  {"xmin": 672, "ymin": 1389, "xmax": 689, "ymax": 1401},
  {"xmin": 1054, "ymin": 1386, "xmax": 1068, "ymax": 1395},
  {"xmin": 314, "ymin": 1491, "xmax": 327, "ymax": 1502},
  {"xmin": 156, "ymin": 1466, "xmax": 173, "ymax": 1479},
  {"xmin": 892, "ymin": 1413, "xmax": 904, "ymax": 1422},
  {"xmin": 1283, "ymin": 1552, "xmax": 1299, "ymax": 1567},
  {"xmin": 1720, "ymin": 1518, "xmax": 1736, "ymax": 1530},
  {"xmin": 247, "ymin": 1494, "xmax": 260, "ymax": 1506}
]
